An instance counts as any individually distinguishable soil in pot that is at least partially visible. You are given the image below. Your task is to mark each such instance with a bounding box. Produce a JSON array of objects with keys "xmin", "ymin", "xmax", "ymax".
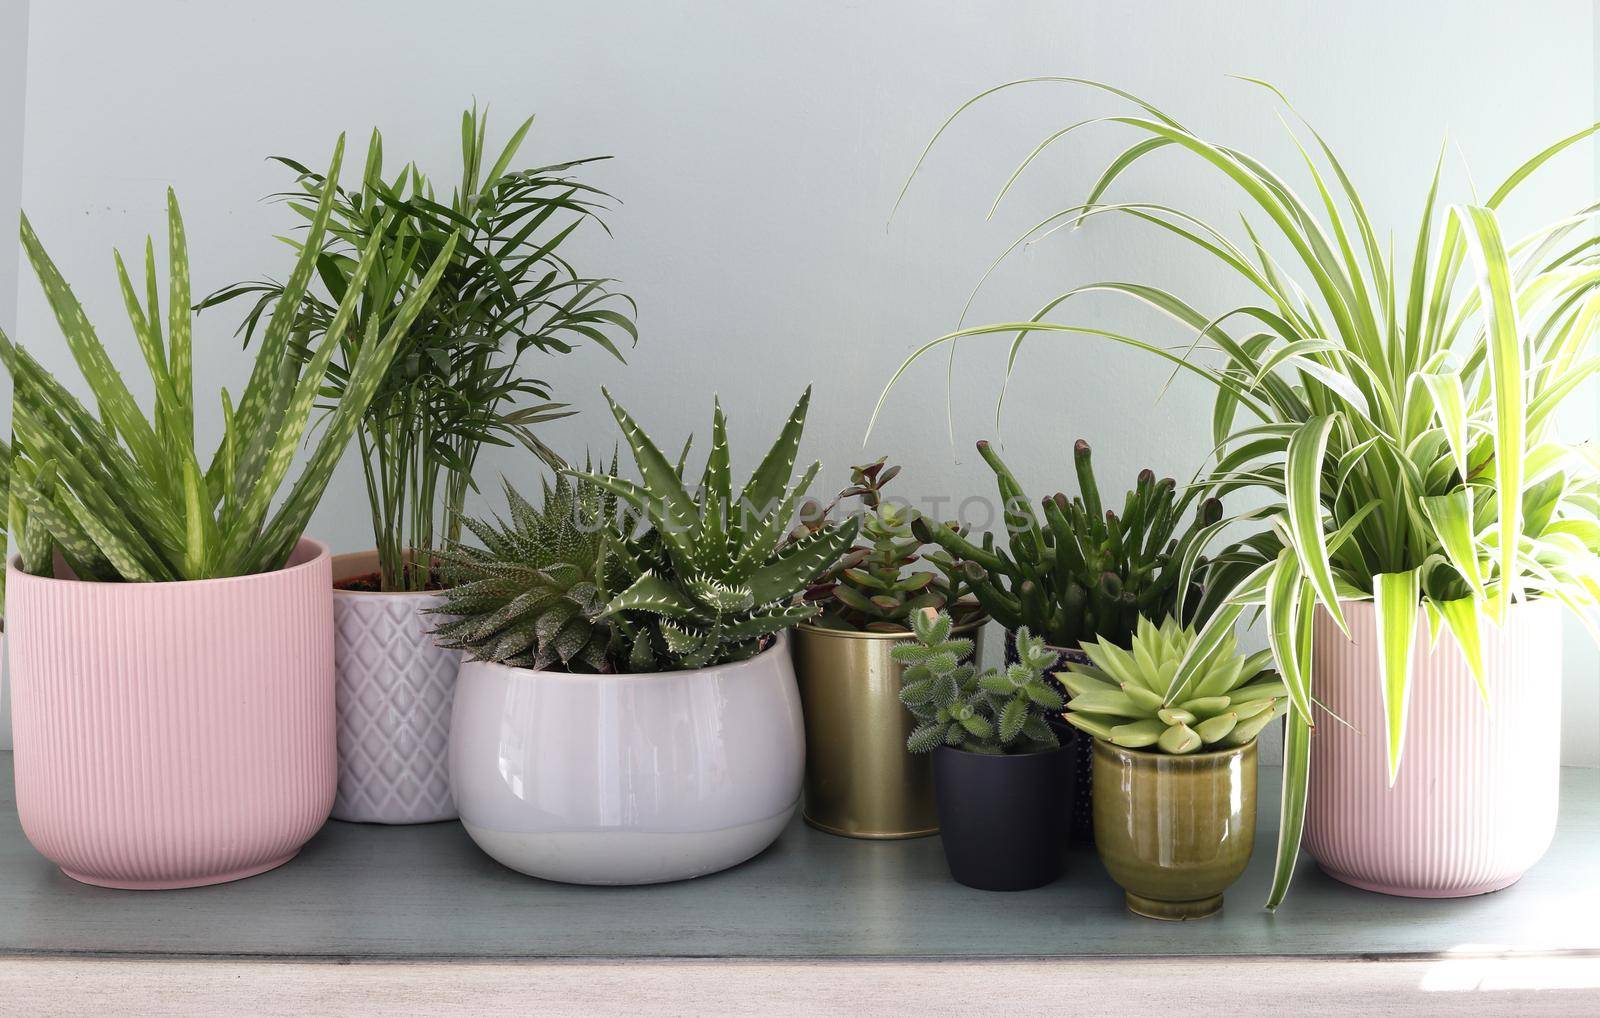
[
  {"xmin": 931, "ymin": 736, "xmax": 1075, "ymax": 891},
  {"xmin": 333, "ymin": 564, "xmax": 448, "ymax": 592}
]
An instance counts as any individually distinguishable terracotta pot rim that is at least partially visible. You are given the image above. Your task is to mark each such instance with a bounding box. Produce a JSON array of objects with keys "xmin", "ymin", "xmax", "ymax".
[
  {"xmin": 1091, "ymin": 737, "xmax": 1257, "ymax": 763},
  {"xmin": 460, "ymin": 630, "xmax": 792, "ymax": 684},
  {"xmin": 796, "ymin": 608, "xmax": 988, "ymax": 641},
  {"xmin": 6, "ymin": 537, "xmax": 328, "ymax": 591},
  {"xmin": 329, "ymin": 548, "xmax": 452, "ymax": 596}
]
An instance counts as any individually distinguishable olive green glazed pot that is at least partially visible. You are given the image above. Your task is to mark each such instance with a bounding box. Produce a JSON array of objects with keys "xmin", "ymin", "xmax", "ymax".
[{"xmin": 1092, "ymin": 738, "xmax": 1257, "ymax": 920}]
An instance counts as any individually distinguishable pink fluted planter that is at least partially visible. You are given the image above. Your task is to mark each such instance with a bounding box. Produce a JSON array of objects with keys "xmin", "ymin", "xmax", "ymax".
[
  {"xmin": 1306, "ymin": 598, "xmax": 1562, "ymax": 898},
  {"xmin": 6, "ymin": 539, "xmax": 336, "ymax": 889}
]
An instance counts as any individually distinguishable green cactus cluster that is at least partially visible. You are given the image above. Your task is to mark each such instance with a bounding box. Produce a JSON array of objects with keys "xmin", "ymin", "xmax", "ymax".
[
  {"xmin": 913, "ymin": 439, "xmax": 1222, "ymax": 649},
  {"xmin": 428, "ymin": 472, "xmax": 618, "ymax": 672},
  {"xmin": 796, "ymin": 458, "xmax": 967, "ymax": 632},
  {"xmin": 1062, "ymin": 616, "xmax": 1287, "ymax": 754},
  {"xmin": 570, "ymin": 388, "xmax": 860, "ymax": 671},
  {"xmin": 894, "ymin": 608, "xmax": 1063, "ymax": 755}
]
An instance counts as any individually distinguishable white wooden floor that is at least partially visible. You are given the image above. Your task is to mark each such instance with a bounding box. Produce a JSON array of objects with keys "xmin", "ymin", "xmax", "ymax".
[{"xmin": 4, "ymin": 956, "xmax": 1598, "ymax": 1016}]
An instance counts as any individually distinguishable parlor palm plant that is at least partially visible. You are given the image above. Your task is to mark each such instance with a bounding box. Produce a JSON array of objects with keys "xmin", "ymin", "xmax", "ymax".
[
  {"xmin": 874, "ymin": 77, "xmax": 1600, "ymax": 908},
  {"xmin": 201, "ymin": 106, "xmax": 636, "ymax": 591}
]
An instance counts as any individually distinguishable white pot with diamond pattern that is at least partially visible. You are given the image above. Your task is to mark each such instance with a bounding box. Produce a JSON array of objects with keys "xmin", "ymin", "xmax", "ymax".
[{"xmin": 331, "ymin": 551, "xmax": 461, "ymax": 824}]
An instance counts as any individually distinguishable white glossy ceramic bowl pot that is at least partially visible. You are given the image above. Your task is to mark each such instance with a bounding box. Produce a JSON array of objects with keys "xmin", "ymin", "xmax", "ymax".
[{"xmin": 448, "ymin": 633, "xmax": 805, "ymax": 885}]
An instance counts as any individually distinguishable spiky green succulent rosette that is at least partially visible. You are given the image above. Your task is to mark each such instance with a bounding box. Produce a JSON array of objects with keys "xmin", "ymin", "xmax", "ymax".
[
  {"xmin": 569, "ymin": 387, "xmax": 861, "ymax": 672},
  {"xmin": 428, "ymin": 473, "xmax": 616, "ymax": 672},
  {"xmin": 1062, "ymin": 615, "xmax": 1287, "ymax": 754}
]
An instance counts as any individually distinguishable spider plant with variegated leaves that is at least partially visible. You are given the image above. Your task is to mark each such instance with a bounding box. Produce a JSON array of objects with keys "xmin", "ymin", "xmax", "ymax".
[
  {"xmin": 871, "ymin": 76, "xmax": 1600, "ymax": 909},
  {"xmin": 1, "ymin": 136, "xmax": 455, "ymax": 583}
]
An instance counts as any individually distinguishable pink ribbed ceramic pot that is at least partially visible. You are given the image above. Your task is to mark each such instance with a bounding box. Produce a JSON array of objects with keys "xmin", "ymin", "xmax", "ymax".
[
  {"xmin": 1305, "ymin": 598, "xmax": 1562, "ymax": 898},
  {"xmin": 6, "ymin": 539, "xmax": 336, "ymax": 889}
]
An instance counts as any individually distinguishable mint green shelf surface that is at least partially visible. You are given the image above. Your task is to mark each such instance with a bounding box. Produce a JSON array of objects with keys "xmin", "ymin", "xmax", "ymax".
[{"xmin": 1, "ymin": 753, "xmax": 1595, "ymax": 960}]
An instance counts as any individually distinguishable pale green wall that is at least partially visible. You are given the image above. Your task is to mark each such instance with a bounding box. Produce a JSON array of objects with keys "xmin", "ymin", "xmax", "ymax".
[{"xmin": 1, "ymin": 0, "xmax": 1596, "ymax": 762}]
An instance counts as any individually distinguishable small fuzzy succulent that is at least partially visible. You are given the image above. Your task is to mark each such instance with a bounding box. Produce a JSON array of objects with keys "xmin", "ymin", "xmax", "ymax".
[
  {"xmin": 1062, "ymin": 615, "xmax": 1286, "ymax": 754},
  {"xmin": 895, "ymin": 608, "xmax": 1063, "ymax": 755},
  {"xmin": 427, "ymin": 472, "xmax": 617, "ymax": 672},
  {"xmin": 795, "ymin": 458, "xmax": 966, "ymax": 632},
  {"xmin": 914, "ymin": 439, "xmax": 1225, "ymax": 649},
  {"xmin": 570, "ymin": 388, "xmax": 860, "ymax": 671}
]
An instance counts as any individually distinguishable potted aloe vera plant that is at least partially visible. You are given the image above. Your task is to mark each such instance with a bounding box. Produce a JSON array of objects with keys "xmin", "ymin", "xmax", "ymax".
[
  {"xmin": 442, "ymin": 389, "xmax": 858, "ymax": 884},
  {"xmin": 786, "ymin": 458, "xmax": 981, "ymax": 840},
  {"xmin": 1, "ymin": 138, "xmax": 452, "ymax": 888},
  {"xmin": 201, "ymin": 108, "xmax": 635, "ymax": 825},
  {"xmin": 879, "ymin": 76, "xmax": 1600, "ymax": 906},
  {"xmin": 1064, "ymin": 617, "xmax": 1285, "ymax": 919},
  {"xmin": 914, "ymin": 438, "xmax": 1229, "ymax": 842},
  {"xmin": 896, "ymin": 608, "xmax": 1069, "ymax": 891}
]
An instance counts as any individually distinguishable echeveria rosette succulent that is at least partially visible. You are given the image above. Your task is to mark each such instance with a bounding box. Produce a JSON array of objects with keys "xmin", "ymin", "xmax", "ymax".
[
  {"xmin": 914, "ymin": 438, "xmax": 1225, "ymax": 649},
  {"xmin": 895, "ymin": 608, "xmax": 1063, "ymax": 755},
  {"xmin": 569, "ymin": 388, "xmax": 860, "ymax": 671},
  {"xmin": 797, "ymin": 458, "xmax": 966, "ymax": 632},
  {"xmin": 1062, "ymin": 615, "xmax": 1286, "ymax": 754}
]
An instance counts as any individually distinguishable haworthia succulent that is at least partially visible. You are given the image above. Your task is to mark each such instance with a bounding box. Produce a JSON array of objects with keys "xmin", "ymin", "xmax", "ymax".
[{"xmin": 428, "ymin": 473, "xmax": 618, "ymax": 673}]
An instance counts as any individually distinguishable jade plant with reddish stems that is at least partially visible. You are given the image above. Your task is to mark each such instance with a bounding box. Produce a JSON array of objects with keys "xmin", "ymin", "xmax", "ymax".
[{"xmin": 793, "ymin": 458, "xmax": 969, "ymax": 633}]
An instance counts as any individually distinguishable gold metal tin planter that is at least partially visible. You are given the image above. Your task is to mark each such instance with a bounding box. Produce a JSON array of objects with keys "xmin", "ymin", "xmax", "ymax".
[
  {"xmin": 1092, "ymin": 738, "xmax": 1257, "ymax": 920},
  {"xmin": 791, "ymin": 615, "xmax": 986, "ymax": 839}
]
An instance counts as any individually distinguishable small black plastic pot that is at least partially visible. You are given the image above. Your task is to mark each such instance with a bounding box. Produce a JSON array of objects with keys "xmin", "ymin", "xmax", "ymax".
[
  {"xmin": 931, "ymin": 738, "xmax": 1075, "ymax": 891},
  {"xmin": 1005, "ymin": 630, "xmax": 1095, "ymax": 845}
]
